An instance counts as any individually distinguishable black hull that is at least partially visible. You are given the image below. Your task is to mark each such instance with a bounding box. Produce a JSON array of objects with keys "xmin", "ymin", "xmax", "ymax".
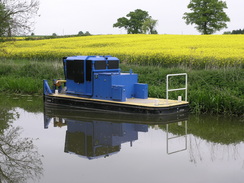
[
  {"xmin": 44, "ymin": 95, "xmax": 189, "ymax": 115},
  {"xmin": 44, "ymin": 105, "xmax": 188, "ymax": 125}
]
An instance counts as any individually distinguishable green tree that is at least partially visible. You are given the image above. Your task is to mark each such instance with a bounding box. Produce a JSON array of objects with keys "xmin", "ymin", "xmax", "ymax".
[
  {"xmin": 231, "ymin": 29, "xmax": 244, "ymax": 34},
  {"xmin": 0, "ymin": 2, "xmax": 10, "ymax": 38},
  {"xmin": 113, "ymin": 9, "xmax": 150, "ymax": 34},
  {"xmin": 84, "ymin": 31, "xmax": 91, "ymax": 36},
  {"xmin": 183, "ymin": 0, "xmax": 230, "ymax": 35},
  {"xmin": 0, "ymin": 0, "xmax": 39, "ymax": 37},
  {"xmin": 142, "ymin": 16, "xmax": 158, "ymax": 34},
  {"xmin": 78, "ymin": 31, "xmax": 84, "ymax": 36}
]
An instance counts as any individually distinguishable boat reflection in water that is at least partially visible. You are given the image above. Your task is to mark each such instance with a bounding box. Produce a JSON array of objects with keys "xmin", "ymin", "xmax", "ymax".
[{"xmin": 44, "ymin": 106, "xmax": 188, "ymax": 159}]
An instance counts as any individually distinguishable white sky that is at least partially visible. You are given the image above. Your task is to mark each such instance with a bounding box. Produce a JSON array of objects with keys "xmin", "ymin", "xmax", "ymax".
[{"xmin": 34, "ymin": 0, "xmax": 244, "ymax": 35}]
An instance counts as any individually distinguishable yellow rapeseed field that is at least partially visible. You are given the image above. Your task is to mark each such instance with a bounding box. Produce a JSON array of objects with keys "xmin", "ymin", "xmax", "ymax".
[{"xmin": 1, "ymin": 34, "xmax": 244, "ymax": 67}]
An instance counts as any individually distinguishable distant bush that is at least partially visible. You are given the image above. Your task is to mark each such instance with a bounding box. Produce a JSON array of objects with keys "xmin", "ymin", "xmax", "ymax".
[{"xmin": 224, "ymin": 29, "xmax": 244, "ymax": 34}]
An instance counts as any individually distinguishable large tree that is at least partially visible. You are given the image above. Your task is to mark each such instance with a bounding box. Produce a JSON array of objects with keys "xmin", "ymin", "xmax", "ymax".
[
  {"xmin": 0, "ymin": 2, "xmax": 10, "ymax": 37},
  {"xmin": 183, "ymin": 0, "xmax": 230, "ymax": 35},
  {"xmin": 142, "ymin": 16, "xmax": 158, "ymax": 34},
  {"xmin": 0, "ymin": 0, "xmax": 39, "ymax": 37},
  {"xmin": 113, "ymin": 9, "xmax": 157, "ymax": 34}
]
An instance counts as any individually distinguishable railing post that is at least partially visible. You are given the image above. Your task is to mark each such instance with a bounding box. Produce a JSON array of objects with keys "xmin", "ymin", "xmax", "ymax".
[
  {"xmin": 166, "ymin": 74, "xmax": 169, "ymax": 104},
  {"xmin": 166, "ymin": 73, "xmax": 187, "ymax": 102}
]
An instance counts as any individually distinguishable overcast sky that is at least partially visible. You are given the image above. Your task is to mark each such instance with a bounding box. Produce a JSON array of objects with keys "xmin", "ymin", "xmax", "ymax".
[{"xmin": 34, "ymin": 0, "xmax": 244, "ymax": 35}]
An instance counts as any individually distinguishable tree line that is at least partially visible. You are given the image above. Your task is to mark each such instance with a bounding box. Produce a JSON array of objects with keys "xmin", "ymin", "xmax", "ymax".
[
  {"xmin": 113, "ymin": 0, "xmax": 230, "ymax": 35},
  {"xmin": 0, "ymin": 0, "xmax": 233, "ymax": 38},
  {"xmin": 224, "ymin": 29, "xmax": 244, "ymax": 35}
]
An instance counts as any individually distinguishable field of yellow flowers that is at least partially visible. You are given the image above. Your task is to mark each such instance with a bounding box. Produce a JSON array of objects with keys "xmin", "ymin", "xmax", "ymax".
[{"xmin": 1, "ymin": 34, "xmax": 244, "ymax": 67}]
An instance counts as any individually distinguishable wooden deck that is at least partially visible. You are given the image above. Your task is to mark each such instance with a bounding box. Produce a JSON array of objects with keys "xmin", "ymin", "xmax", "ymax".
[{"xmin": 50, "ymin": 93, "xmax": 188, "ymax": 108}]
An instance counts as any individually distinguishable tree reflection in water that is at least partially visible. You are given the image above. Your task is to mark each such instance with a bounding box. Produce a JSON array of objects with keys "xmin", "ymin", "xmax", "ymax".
[{"xmin": 0, "ymin": 126, "xmax": 43, "ymax": 183}]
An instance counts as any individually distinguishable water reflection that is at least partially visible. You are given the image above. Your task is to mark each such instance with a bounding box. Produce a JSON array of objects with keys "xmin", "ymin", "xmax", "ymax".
[
  {"xmin": 0, "ymin": 95, "xmax": 43, "ymax": 183},
  {"xmin": 0, "ymin": 126, "xmax": 43, "ymax": 183},
  {"xmin": 65, "ymin": 121, "xmax": 147, "ymax": 159},
  {"xmin": 44, "ymin": 106, "xmax": 188, "ymax": 159},
  {"xmin": 166, "ymin": 121, "xmax": 188, "ymax": 154},
  {"xmin": 1, "ymin": 94, "xmax": 244, "ymax": 183},
  {"xmin": 185, "ymin": 115, "xmax": 244, "ymax": 165}
]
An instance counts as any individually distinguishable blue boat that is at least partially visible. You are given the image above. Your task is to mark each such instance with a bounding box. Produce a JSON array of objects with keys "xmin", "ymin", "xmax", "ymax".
[{"xmin": 43, "ymin": 56, "xmax": 188, "ymax": 114}]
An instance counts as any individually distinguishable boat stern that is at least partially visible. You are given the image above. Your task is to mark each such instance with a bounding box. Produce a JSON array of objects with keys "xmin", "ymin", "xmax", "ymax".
[{"xmin": 43, "ymin": 80, "xmax": 53, "ymax": 96}]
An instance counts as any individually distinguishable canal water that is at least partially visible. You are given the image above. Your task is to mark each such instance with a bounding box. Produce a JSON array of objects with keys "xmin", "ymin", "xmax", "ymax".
[{"xmin": 0, "ymin": 94, "xmax": 243, "ymax": 183}]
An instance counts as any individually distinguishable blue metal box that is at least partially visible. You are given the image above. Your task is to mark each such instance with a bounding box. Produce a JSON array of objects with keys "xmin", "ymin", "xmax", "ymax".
[
  {"xmin": 134, "ymin": 83, "xmax": 148, "ymax": 99},
  {"xmin": 112, "ymin": 85, "xmax": 126, "ymax": 101}
]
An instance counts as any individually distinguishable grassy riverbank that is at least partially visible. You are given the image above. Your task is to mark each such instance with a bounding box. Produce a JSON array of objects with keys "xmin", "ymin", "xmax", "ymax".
[{"xmin": 0, "ymin": 59, "xmax": 243, "ymax": 116}]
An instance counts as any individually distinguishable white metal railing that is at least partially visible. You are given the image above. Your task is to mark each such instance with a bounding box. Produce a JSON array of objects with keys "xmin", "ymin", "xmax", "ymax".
[{"xmin": 166, "ymin": 73, "xmax": 187, "ymax": 102}]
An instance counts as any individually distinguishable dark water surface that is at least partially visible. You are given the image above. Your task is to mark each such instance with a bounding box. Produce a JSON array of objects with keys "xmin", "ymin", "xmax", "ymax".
[{"xmin": 0, "ymin": 94, "xmax": 243, "ymax": 183}]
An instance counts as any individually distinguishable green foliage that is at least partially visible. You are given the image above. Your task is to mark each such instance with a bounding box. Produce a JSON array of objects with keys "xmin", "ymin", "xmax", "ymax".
[
  {"xmin": 0, "ymin": 59, "xmax": 63, "ymax": 94},
  {"xmin": 0, "ymin": 2, "xmax": 10, "ymax": 38},
  {"xmin": 0, "ymin": 76, "xmax": 42, "ymax": 94},
  {"xmin": 113, "ymin": 9, "xmax": 151, "ymax": 34},
  {"xmin": 188, "ymin": 69, "xmax": 244, "ymax": 115},
  {"xmin": 0, "ymin": 59, "xmax": 243, "ymax": 116},
  {"xmin": 183, "ymin": 0, "xmax": 230, "ymax": 34},
  {"xmin": 224, "ymin": 28, "xmax": 244, "ymax": 34},
  {"xmin": 78, "ymin": 31, "xmax": 91, "ymax": 36},
  {"xmin": 52, "ymin": 33, "xmax": 57, "ymax": 37},
  {"xmin": 78, "ymin": 31, "xmax": 84, "ymax": 35},
  {"xmin": 84, "ymin": 31, "xmax": 91, "ymax": 36},
  {"xmin": 121, "ymin": 64, "xmax": 244, "ymax": 116},
  {"xmin": 142, "ymin": 16, "xmax": 158, "ymax": 34},
  {"xmin": 0, "ymin": 0, "xmax": 39, "ymax": 37}
]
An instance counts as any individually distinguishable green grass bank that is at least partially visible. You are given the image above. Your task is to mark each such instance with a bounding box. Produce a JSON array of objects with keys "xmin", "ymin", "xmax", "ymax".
[{"xmin": 0, "ymin": 59, "xmax": 243, "ymax": 116}]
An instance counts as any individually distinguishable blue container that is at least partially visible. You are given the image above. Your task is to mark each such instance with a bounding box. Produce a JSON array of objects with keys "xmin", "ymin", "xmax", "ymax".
[
  {"xmin": 134, "ymin": 83, "xmax": 148, "ymax": 99},
  {"xmin": 112, "ymin": 85, "xmax": 126, "ymax": 101}
]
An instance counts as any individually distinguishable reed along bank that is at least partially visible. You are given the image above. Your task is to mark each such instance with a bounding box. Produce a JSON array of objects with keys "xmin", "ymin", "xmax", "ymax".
[{"xmin": 0, "ymin": 59, "xmax": 243, "ymax": 116}]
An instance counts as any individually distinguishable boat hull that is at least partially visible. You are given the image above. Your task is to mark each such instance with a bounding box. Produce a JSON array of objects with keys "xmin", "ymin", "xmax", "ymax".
[{"xmin": 44, "ymin": 94, "xmax": 189, "ymax": 115}]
